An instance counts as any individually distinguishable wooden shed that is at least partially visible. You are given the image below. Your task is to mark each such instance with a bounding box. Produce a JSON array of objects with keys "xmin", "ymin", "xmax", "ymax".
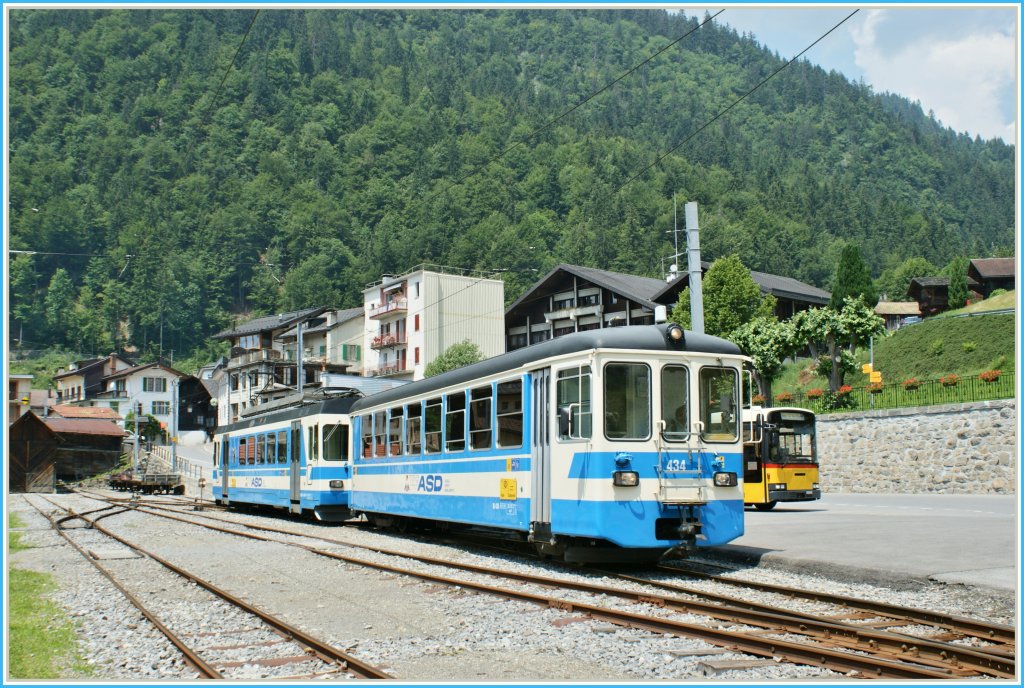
[
  {"xmin": 39, "ymin": 417, "xmax": 126, "ymax": 483},
  {"xmin": 9, "ymin": 411, "xmax": 62, "ymax": 493}
]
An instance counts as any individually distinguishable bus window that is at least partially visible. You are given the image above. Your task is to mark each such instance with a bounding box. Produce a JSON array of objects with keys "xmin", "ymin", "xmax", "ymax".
[
  {"xmin": 388, "ymin": 407, "xmax": 403, "ymax": 456},
  {"xmin": 496, "ymin": 380, "xmax": 523, "ymax": 448},
  {"xmin": 771, "ymin": 411, "xmax": 816, "ymax": 464},
  {"xmin": 604, "ymin": 363, "xmax": 651, "ymax": 440},
  {"xmin": 277, "ymin": 430, "xmax": 288, "ymax": 463},
  {"xmin": 469, "ymin": 385, "xmax": 492, "ymax": 450},
  {"xmin": 699, "ymin": 367, "xmax": 739, "ymax": 442},
  {"xmin": 661, "ymin": 365, "xmax": 689, "ymax": 440},
  {"xmin": 373, "ymin": 411, "xmax": 386, "ymax": 457},
  {"xmin": 360, "ymin": 415, "xmax": 373, "ymax": 457},
  {"xmin": 445, "ymin": 392, "xmax": 466, "ymax": 452},
  {"xmin": 556, "ymin": 365, "xmax": 592, "ymax": 440},
  {"xmin": 424, "ymin": 397, "xmax": 442, "ymax": 454},
  {"xmin": 406, "ymin": 402, "xmax": 422, "ymax": 455},
  {"xmin": 323, "ymin": 424, "xmax": 348, "ymax": 462}
]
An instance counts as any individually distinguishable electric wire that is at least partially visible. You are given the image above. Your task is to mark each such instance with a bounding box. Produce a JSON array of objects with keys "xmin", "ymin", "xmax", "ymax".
[{"xmin": 612, "ymin": 9, "xmax": 860, "ymax": 195}]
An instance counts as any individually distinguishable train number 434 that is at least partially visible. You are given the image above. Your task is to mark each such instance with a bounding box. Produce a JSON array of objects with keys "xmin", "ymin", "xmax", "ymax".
[{"xmin": 417, "ymin": 474, "xmax": 443, "ymax": 492}]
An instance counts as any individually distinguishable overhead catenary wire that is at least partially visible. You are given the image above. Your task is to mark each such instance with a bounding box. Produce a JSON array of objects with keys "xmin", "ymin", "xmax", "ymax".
[{"xmin": 612, "ymin": 9, "xmax": 860, "ymax": 196}]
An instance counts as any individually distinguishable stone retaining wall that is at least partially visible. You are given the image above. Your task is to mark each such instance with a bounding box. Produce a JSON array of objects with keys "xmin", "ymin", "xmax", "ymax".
[{"xmin": 817, "ymin": 400, "xmax": 1017, "ymax": 494}]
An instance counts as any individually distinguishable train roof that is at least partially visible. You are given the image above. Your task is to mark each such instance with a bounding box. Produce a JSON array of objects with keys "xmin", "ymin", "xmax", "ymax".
[
  {"xmin": 217, "ymin": 395, "xmax": 358, "ymax": 435},
  {"xmin": 351, "ymin": 324, "xmax": 743, "ymax": 413}
]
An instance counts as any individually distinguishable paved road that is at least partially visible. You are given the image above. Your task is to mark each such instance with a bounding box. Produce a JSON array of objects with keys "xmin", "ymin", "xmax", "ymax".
[{"xmin": 713, "ymin": 493, "xmax": 1018, "ymax": 594}]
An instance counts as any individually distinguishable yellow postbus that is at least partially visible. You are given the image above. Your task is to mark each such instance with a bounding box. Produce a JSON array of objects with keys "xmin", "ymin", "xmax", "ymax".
[{"xmin": 742, "ymin": 406, "xmax": 820, "ymax": 510}]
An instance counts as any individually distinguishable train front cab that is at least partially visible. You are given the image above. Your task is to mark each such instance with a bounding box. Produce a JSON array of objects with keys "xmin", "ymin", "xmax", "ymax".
[
  {"xmin": 538, "ymin": 351, "xmax": 746, "ymax": 561},
  {"xmin": 743, "ymin": 406, "xmax": 820, "ymax": 511}
]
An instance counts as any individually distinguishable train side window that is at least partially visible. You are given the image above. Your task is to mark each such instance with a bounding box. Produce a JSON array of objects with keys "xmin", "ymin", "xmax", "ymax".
[
  {"xmin": 424, "ymin": 397, "xmax": 442, "ymax": 454},
  {"xmin": 556, "ymin": 365, "xmax": 592, "ymax": 440},
  {"xmin": 323, "ymin": 423, "xmax": 348, "ymax": 462},
  {"xmin": 360, "ymin": 415, "xmax": 373, "ymax": 458},
  {"xmin": 699, "ymin": 367, "xmax": 739, "ymax": 442},
  {"xmin": 277, "ymin": 430, "xmax": 288, "ymax": 463},
  {"xmin": 469, "ymin": 385, "xmax": 492, "ymax": 450},
  {"xmin": 445, "ymin": 392, "xmax": 466, "ymax": 452},
  {"xmin": 229, "ymin": 440, "xmax": 236, "ymax": 466},
  {"xmin": 239, "ymin": 437, "xmax": 248, "ymax": 465},
  {"xmin": 661, "ymin": 365, "xmax": 690, "ymax": 441},
  {"xmin": 388, "ymin": 407, "xmax": 404, "ymax": 456},
  {"xmin": 604, "ymin": 363, "xmax": 651, "ymax": 440},
  {"xmin": 308, "ymin": 424, "xmax": 319, "ymax": 463},
  {"xmin": 406, "ymin": 402, "xmax": 422, "ymax": 455},
  {"xmin": 255, "ymin": 434, "xmax": 265, "ymax": 464},
  {"xmin": 373, "ymin": 411, "xmax": 386, "ymax": 457},
  {"xmin": 496, "ymin": 380, "xmax": 523, "ymax": 448}
]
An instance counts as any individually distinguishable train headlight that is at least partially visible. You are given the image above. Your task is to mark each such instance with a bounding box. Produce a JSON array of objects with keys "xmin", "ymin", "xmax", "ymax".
[
  {"xmin": 665, "ymin": 323, "xmax": 685, "ymax": 347},
  {"xmin": 713, "ymin": 472, "xmax": 738, "ymax": 487},
  {"xmin": 329, "ymin": 480, "xmax": 345, "ymax": 489},
  {"xmin": 612, "ymin": 471, "xmax": 640, "ymax": 487}
]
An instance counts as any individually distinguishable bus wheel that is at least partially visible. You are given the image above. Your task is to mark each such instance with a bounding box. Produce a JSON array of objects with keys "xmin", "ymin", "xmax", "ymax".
[{"xmin": 754, "ymin": 501, "xmax": 777, "ymax": 511}]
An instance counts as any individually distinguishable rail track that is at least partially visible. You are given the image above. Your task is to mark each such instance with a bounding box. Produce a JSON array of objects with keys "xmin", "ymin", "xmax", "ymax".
[
  {"xmin": 63, "ymin": 489, "xmax": 1016, "ymax": 679},
  {"xmin": 25, "ymin": 494, "xmax": 391, "ymax": 680}
]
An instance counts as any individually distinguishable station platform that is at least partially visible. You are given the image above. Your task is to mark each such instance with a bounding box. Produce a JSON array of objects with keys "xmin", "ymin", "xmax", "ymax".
[{"xmin": 710, "ymin": 493, "xmax": 1018, "ymax": 595}]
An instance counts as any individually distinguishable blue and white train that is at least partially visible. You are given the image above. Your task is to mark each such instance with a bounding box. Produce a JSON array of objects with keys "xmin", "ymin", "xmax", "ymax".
[{"xmin": 213, "ymin": 324, "xmax": 750, "ymax": 562}]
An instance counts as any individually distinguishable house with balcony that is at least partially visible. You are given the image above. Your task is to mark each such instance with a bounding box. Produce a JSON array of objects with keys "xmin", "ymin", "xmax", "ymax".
[
  {"xmin": 211, "ymin": 307, "xmax": 331, "ymax": 424},
  {"xmin": 98, "ymin": 362, "xmax": 210, "ymax": 440},
  {"xmin": 53, "ymin": 353, "xmax": 136, "ymax": 404},
  {"xmin": 276, "ymin": 307, "xmax": 364, "ymax": 375},
  {"xmin": 504, "ymin": 264, "xmax": 668, "ymax": 352},
  {"xmin": 363, "ymin": 265, "xmax": 505, "ymax": 380}
]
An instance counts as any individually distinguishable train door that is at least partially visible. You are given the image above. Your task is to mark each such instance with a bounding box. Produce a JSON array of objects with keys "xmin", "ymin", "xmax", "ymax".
[
  {"xmin": 529, "ymin": 368, "xmax": 552, "ymax": 541},
  {"xmin": 289, "ymin": 420, "xmax": 302, "ymax": 514},
  {"xmin": 220, "ymin": 437, "xmax": 231, "ymax": 505}
]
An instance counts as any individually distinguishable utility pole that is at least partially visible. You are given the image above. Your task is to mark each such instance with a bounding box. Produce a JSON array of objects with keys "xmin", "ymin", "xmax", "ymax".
[
  {"xmin": 296, "ymin": 319, "xmax": 304, "ymax": 398},
  {"xmin": 133, "ymin": 400, "xmax": 141, "ymax": 475},
  {"xmin": 171, "ymin": 377, "xmax": 178, "ymax": 472}
]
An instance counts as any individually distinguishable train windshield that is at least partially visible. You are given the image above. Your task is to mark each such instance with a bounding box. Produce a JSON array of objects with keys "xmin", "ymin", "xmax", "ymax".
[{"xmin": 768, "ymin": 411, "xmax": 816, "ymax": 464}]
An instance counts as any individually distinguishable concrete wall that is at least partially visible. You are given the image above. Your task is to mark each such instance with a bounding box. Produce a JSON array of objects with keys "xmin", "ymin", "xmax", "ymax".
[{"xmin": 817, "ymin": 400, "xmax": 1017, "ymax": 494}]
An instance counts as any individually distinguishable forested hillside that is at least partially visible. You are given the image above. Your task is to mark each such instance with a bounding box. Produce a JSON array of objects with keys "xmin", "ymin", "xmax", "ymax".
[{"xmin": 7, "ymin": 9, "xmax": 1015, "ymax": 362}]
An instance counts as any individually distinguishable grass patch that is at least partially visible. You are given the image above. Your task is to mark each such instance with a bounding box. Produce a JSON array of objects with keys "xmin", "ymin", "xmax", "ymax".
[
  {"xmin": 9, "ymin": 512, "xmax": 29, "ymax": 552},
  {"xmin": 8, "ymin": 569, "xmax": 90, "ymax": 679},
  {"xmin": 941, "ymin": 289, "xmax": 1016, "ymax": 316}
]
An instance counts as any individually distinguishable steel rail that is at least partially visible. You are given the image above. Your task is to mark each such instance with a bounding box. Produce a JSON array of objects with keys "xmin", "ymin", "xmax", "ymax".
[
  {"xmin": 25, "ymin": 498, "xmax": 224, "ymax": 679},
  {"xmin": 99, "ymin": 501, "xmax": 968, "ymax": 679},
  {"xmin": 133, "ymin": 503, "xmax": 1013, "ymax": 679},
  {"xmin": 657, "ymin": 562, "xmax": 1016, "ymax": 646},
  {"xmin": 39, "ymin": 496, "xmax": 392, "ymax": 680}
]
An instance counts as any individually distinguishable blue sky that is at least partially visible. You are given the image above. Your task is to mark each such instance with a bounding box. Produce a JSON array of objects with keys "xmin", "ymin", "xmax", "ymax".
[{"xmin": 687, "ymin": 6, "xmax": 1018, "ymax": 143}]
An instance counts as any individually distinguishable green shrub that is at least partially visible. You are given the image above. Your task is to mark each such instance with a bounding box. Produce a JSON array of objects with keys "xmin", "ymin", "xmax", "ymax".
[
  {"xmin": 990, "ymin": 288, "xmax": 1007, "ymax": 298},
  {"xmin": 962, "ymin": 341, "xmax": 976, "ymax": 353},
  {"xmin": 929, "ymin": 339, "xmax": 944, "ymax": 356}
]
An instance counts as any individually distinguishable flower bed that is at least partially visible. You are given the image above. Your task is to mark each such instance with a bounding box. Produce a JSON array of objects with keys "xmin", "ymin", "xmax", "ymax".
[
  {"xmin": 940, "ymin": 374, "xmax": 960, "ymax": 387},
  {"xmin": 979, "ymin": 369, "xmax": 1002, "ymax": 383},
  {"xmin": 902, "ymin": 378, "xmax": 921, "ymax": 391}
]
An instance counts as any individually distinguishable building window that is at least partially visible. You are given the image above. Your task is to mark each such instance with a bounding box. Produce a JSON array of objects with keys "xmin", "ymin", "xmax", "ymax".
[
  {"xmin": 508, "ymin": 333, "xmax": 527, "ymax": 349},
  {"xmin": 553, "ymin": 325, "xmax": 575, "ymax": 338},
  {"xmin": 530, "ymin": 330, "xmax": 550, "ymax": 345},
  {"xmin": 414, "ymin": 347, "xmax": 420, "ymax": 364},
  {"xmin": 414, "ymin": 282, "xmax": 420, "ymax": 298},
  {"xmin": 414, "ymin": 314, "xmax": 420, "ymax": 331},
  {"xmin": 578, "ymin": 293, "xmax": 600, "ymax": 307},
  {"xmin": 143, "ymin": 377, "xmax": 167, "ymax": 393},
  {"xmin": 152, "ymin": 401, "xmax": 171, "ymax": 415}
]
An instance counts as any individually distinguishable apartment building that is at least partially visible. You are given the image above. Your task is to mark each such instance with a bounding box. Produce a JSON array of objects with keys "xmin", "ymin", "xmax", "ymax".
[{"xmin": 363, "ymin": 265, "xmax": 505, "ymax": 381}]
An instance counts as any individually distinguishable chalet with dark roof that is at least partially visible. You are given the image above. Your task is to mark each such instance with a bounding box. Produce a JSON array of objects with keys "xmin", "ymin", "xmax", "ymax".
[
  {"xmin": 652, "ymin": 262, "xmax": 831, "ymax": 319},
  {"xmin": 504, "ymin": 265, "xmax": 666, "ymax": 351},
  {"xmin": 967, "ymin": 258, "xmax": 1015, "ymax": 298}
]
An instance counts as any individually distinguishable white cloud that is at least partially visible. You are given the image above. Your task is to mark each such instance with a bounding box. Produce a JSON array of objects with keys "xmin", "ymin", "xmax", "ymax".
[{"xmin": 851, "ymin": 9, "xmax": 1016, "ymax": 143}]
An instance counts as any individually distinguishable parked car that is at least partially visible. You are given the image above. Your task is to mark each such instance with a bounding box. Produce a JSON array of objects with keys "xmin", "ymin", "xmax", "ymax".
[{"xmin": 901, "ymin": 316, "xmax": 922, "ymax": 327}]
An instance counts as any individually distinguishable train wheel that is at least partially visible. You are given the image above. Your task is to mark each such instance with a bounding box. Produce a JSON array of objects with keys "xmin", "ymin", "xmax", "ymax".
[{"xmin": 754, "ymin": 501, "xmax": 778, "ymax": 511}]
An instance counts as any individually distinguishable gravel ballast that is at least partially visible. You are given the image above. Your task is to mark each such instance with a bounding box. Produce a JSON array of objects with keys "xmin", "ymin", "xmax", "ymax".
[{"xmin": 8, "ymin": 492, "xmax": 1014, "ymax": 681}]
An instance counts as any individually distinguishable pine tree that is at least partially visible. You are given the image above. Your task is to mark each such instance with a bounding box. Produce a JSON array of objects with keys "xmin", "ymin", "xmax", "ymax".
[
  {"xmin": 944, "ymin": 257, "xmax": 970, "ymax": 309},
  {"xmin": 830, "ymin": 244, "xmax": 878, "ymax": 308}
]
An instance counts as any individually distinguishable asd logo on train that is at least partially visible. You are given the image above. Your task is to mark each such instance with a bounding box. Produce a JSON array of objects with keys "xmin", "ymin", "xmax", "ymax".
[{"xmin": 417, "ymin": 474, "xmax": 444, "ymax": 492}]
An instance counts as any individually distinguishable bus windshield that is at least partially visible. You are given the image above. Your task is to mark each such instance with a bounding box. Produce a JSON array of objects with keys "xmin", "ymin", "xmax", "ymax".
[{"xmin": 768, "ymin": 412, "xmax": 816, "ymax": 464}]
